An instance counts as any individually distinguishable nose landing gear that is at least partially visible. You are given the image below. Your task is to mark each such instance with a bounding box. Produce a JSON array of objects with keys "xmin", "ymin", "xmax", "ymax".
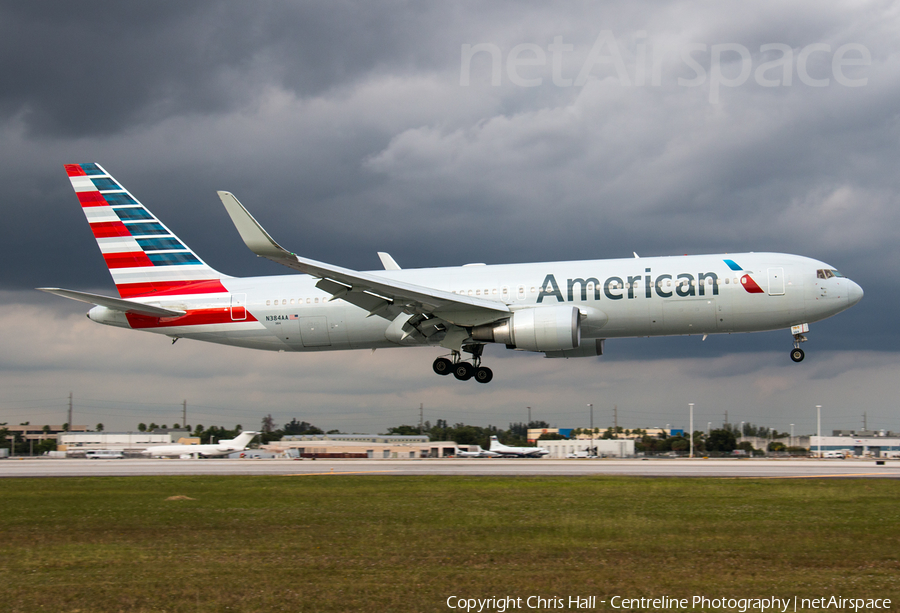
[
  {"xmin": 432, "ymin": 346, "xmax": 493, "ymax": 383},
  {"xmin": 790, "ymin": 323, "xmax": 809, "ymax": 362}
]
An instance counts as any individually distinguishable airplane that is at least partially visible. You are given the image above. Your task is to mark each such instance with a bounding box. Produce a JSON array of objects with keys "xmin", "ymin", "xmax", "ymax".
[
  {"xmin": 488, "ymin": 435, "xmax": 549, "ymax": 458},
  {"xmin": 39, "ymin": 163, "xmax": 864, "ymax": 383},
  {"xmin": 457, "ymin": 445, "xmax": 499, "ymax": 458},
  {"xmin": 142, "ymin": 430, "xmax": 260, "ymax": 458}
]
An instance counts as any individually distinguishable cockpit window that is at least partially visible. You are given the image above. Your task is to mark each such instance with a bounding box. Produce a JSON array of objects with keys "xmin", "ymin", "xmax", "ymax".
[{"xmin": 816, "ymin": 269, "xmax": 843, "ymax": 279}]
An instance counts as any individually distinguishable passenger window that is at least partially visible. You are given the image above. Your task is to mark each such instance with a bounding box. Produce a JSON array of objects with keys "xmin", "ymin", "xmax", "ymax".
[{"xmin": 476, "ymin": 289, "xmax": 481, "ymax": 296}]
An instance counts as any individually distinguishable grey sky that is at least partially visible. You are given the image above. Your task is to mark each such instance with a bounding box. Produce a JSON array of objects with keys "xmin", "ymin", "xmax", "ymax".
[{"xmin": 1, "ymin": 1, "xmax": 896, "ymax": 435}]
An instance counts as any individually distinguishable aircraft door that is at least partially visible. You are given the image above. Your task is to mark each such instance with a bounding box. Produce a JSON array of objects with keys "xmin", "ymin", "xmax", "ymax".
[
  {"xmin": 230, "ymin": 293, "xmax": 247, "ymax": 321},
  {"xmin": 768, "ymin": 268, "xmax": 785, "ymax": 296}
]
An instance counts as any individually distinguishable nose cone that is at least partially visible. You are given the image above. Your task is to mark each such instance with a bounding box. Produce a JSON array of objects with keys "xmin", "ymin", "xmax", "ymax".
[{"xmin": 848, "ymin": 280, "xmax": 864, "ymax": 306}]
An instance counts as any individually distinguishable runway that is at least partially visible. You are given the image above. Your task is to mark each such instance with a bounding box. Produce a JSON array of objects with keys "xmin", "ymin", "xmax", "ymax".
[{"xmin": 2, "ymin": 457, "xmax": 899, "ymax": 478}]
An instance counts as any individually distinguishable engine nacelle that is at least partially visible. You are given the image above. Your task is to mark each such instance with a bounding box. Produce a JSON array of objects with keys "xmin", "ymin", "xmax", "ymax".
[{"xmin": 472, "ymin": 306, "xmax": 580, "ymax": 352}]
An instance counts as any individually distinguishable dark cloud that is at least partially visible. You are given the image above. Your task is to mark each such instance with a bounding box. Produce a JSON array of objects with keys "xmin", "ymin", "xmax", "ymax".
[{"xmin": 0, "ymin": 1, "xmax": 465, "ymax": 137}]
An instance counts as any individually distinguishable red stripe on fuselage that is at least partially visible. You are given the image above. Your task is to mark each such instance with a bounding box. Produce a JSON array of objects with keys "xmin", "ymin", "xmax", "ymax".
[
  {"xmin": 103, "ymin": 251, "xmax": 153, "ymax": 269},
  {"xmin": 126, "ymin": 308, "xmax": 257, "ymax": 329},
  {"xmin": 116, "ymin": 279, "xmax": 229, "ymax": 299}
]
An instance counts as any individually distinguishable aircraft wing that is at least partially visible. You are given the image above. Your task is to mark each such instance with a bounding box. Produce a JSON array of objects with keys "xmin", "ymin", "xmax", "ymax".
[{"xmin": 218, "ymin": 191, "xmax": 510, "ymax": 328}]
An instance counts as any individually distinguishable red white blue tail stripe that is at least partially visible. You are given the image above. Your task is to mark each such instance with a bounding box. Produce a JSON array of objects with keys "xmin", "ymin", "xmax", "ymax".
[{"xmin": 65, "ymin": 163, "xmax": 228, "ymax": 299}]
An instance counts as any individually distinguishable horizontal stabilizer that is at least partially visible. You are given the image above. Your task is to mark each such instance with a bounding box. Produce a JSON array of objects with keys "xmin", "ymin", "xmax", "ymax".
[{"xmin": 37, "ymin": 288, "xmax": 186, "ymax": 318}]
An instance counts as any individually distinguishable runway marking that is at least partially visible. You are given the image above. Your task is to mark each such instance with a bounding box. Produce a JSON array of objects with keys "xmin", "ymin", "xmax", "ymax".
[
  {"xmin": 736, "ymin": 472, "xmax": 900, "ymax": 479},
  {"xmin": 283, "ymin": 470, "xmax": 399, "ymax": 476}
]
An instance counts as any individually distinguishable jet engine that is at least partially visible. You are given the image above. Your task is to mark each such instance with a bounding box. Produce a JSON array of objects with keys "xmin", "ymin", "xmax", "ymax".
[{"xmin": 472, "ymin": 305, "xmax": 580, "ymax": 352}]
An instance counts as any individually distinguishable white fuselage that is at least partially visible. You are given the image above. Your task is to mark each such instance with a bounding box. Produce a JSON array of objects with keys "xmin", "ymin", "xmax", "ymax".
[
  {"xmin": 87, "ymin": 252, "xmax": 863, "ymax": 354},
  {"xmin": 145, "ymin": 432, "xmax": 259, "ymax": 457},
  {"xmin": 146, "ymin": 443, "xmax": 244, "ymax": 457},
  {"xmin": 489, "ymin": 436, "xmax": 549, "ymax": 457}
]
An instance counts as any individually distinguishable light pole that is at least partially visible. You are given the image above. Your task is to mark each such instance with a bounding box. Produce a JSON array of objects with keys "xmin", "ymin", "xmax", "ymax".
[
  {"xmin": 816, "ymin": 405, "xmax": 822, "ymax": 459},
  {"xmin": 739, "ymin": 421, "xmax": 744, "ymax": 442},
  {"xmin": 689, "ymin": 403, "xmax": 694, "ymax": 458},
  {"xmin": 707, "ymin": 422, "xmax": 711, "ymax": 437},
  {"xmin": 588, "ymin": 403, "xmax": 593, "ymax": 457},
  {"xmin": 790, "ymin": 424, "xmax": 794, "ymax": 449}
]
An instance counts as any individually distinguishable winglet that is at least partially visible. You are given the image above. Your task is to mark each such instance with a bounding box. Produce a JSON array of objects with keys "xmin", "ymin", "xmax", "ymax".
[
  {"xmin": 377, "ymin": 252, "xmax": 402, "ymax": 270},
  {"xmin": 217, "ymin": 191, "xmax": 292, "ymax": 260}
]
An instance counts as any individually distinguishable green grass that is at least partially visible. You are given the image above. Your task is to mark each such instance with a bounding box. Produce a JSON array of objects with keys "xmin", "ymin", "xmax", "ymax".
[{"xmin": 0, "ymin": 476, "xmax": 898, "ymax": 612}]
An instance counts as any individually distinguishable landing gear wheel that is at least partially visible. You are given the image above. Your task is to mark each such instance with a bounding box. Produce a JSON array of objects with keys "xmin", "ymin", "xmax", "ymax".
[
  {"xmin": 790, "ymin": 348, "xmax": 805, "ymax": 363},
  {"xmin": 433, "ymin": 357, "xmax": 453, "ymax": 376},
  {"xmin": 474, "ymin": 366, "xmax": 493, "ymax": 384},
  {"xmin": 453, "ymin": 362, "xmax": 475, "ymax": 381}
]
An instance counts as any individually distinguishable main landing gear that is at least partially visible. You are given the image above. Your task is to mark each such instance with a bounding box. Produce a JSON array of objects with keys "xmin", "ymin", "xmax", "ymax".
[{"xmin": 433, "ymin": 346, "xmax": 493, "ymax": 383}]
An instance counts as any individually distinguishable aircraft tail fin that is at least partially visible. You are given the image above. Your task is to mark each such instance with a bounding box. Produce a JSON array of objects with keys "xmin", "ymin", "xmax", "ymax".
[
  {"xmin": 65, "ymin": 163, "xmax": 228, "ymax": 299},
  {"xmin": 226, "ymin": 430, "xmax": 260, "ymax": 449}
]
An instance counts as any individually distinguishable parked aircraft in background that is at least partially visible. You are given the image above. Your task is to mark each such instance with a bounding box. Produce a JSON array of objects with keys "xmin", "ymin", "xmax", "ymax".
[
  {"xmin": 457, "ymin": 445, "xmax": 499, "ymax": 458},
  {"xmin": 143, "ymin": 431, "xmax": 260, "ymax": 458},
  {"xmin": 488, "ymin": 436, "xmax": 549, "ymax": 458},
  {"xmin": 40, "ymin": 164, "xmax": 863, "ymax": 383}
]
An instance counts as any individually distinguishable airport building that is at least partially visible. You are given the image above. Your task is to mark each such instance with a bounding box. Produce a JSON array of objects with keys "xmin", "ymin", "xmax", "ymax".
[
  {"xmin": 528, "ymin": 427, "xmax": 666, "ymax": 443},
  {"xmin": 263, "ymin": 433, "xmax": 458, "ymax": 458},
  {"xmin": 58, "ymin": 430, "xmax": 196, "ymax": 455},
  {"xmin": 537, "ymin": 438, "xmax": 635, "ymax": 458},
  {"xmin": 809, "ymin": 431, "xmax": 900, "ymax": 458},
  {"xmin": 4, "ymin": 424, "xmax": 88, "ymax": 447}
]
